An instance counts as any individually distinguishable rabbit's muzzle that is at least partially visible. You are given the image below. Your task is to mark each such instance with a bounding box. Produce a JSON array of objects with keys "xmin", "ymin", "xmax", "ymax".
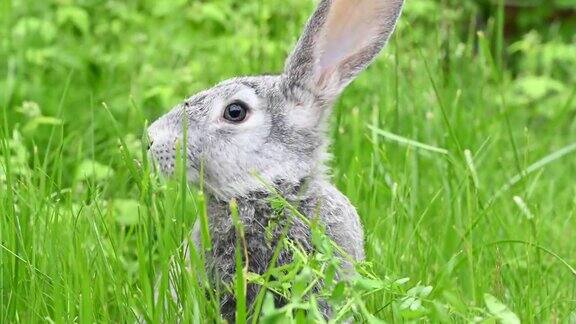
[
  {"xmin": 147, "ymin": 117, "xmax": 181, "ymax": 175},
  {"xmin": 147, "ymin": 115, "xmax": 202, "ymax": 184}
]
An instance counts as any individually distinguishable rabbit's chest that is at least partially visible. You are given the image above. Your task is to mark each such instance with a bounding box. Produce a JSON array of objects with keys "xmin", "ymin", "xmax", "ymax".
[{"xmin": 207, "ymin": 198, "xmax": 313, "ymax": 281}]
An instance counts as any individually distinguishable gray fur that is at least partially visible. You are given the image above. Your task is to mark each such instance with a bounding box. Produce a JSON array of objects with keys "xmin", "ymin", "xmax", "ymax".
[{"xmin": 147, "ymin": 0, "xmax": 404, "ymax": 321}]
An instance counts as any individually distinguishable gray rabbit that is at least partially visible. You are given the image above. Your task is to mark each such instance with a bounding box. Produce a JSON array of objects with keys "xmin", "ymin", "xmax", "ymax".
[{"xmin": 147, "ymin": 0, "xmax": 404, "ymax": 320}]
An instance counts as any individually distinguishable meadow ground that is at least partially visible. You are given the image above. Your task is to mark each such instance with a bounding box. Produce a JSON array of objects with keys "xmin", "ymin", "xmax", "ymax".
[{"xmin": 1, "ymin": 0, "xmax": 576, "ymax": 322}]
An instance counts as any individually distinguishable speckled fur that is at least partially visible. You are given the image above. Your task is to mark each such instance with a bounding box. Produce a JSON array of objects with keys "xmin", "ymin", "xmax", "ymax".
[
  {"xmin": 200, "ymin": 179, "xmax": 364, "ymax": 319},
  {"xmin": 147, "ymin": 0, "xmax": 404, "ymax": 321}
]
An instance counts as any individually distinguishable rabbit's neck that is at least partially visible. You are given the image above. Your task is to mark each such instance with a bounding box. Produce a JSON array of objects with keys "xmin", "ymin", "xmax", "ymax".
[
  {"xmin": 207, "ymin": 177, "xmax": 317, "ymax": 217},
  {"xmin": 205, "ymin": 176, "xmax": 318, "ymax": 266}
]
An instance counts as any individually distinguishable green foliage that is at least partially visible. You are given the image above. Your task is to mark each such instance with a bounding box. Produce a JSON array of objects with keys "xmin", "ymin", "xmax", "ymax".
[
  {"xmin": 484, "ymin": 293, "xmax": 521, "ymax": 324},
  {"xmin": 1, "ymin": 0, "xmax": 576, "ymax": 323},
  {"xmin": 477, "ymin": 0, "xmax": 576, "ymax": 38}
]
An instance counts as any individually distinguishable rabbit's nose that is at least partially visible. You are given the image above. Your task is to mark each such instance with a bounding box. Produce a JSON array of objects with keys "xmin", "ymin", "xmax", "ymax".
[
  {"xmin": 145, "ymin": 129, "xmax": 154, "ymax": 150},
  {"xmin": 147, "ymin": 117, "xmax": 180, "ymax": 152}
]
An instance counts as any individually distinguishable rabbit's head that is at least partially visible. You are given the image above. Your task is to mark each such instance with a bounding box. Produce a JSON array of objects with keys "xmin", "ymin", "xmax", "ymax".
[{"xmin": 147, "ymin": 0, "xmax": 404, "ymax": 199}]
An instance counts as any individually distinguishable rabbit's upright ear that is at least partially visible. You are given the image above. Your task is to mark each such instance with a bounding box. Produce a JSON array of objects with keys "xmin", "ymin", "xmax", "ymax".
[{"xmin": 283, "ymin": 0, "xmax": 404, "ymax": 106}]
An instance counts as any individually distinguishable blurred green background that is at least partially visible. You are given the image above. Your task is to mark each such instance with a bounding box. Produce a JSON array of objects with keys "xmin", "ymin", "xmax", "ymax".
[
  {"xmin": 1, "ymin": 0, "xmax": 576, "ymax": 322},
  {"xmin": 1, "ymin": 0, "xmax": 575, "ymax": 151}
]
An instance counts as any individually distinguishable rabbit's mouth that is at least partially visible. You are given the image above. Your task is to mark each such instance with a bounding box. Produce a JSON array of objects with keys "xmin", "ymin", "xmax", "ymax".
[
  {"xmin": 147, "ymin": 138, "xmax": 176, "ymax": 173},
  {"xmin": 147, "ymin": 142, "xmax": 201, "ymax": 181}
]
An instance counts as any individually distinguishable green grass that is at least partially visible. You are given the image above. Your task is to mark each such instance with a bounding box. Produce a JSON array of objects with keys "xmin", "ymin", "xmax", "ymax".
[{"xmin": 2, "ymin": 0, "xmax": 576, "ymax": 322}]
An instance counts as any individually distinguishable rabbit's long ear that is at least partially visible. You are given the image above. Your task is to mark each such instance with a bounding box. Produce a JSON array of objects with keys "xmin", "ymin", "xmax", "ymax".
[{"xmin": 283, "ymin": 0, "xmax": 404, "ymax": 103}]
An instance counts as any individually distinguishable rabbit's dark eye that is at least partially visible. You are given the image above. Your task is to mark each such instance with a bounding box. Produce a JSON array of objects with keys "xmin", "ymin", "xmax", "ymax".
[{"xmin": 223, "ymin": 101, "xmax": 248, "ymax": 122}]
